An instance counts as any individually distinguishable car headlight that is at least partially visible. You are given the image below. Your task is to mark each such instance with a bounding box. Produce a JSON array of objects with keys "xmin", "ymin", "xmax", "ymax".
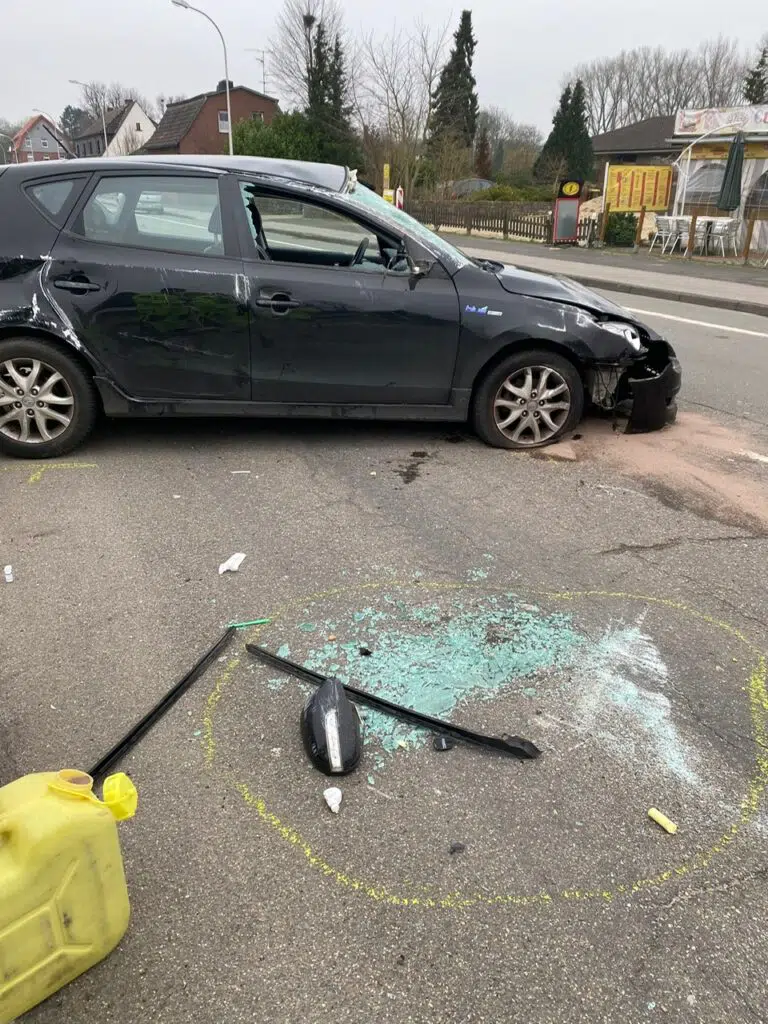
[{"xmin": 598, "ymin": 321, "xmax": 642, "ymax": 351}]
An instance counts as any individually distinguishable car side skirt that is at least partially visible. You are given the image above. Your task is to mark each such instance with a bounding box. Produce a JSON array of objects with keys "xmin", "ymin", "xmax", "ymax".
[{"xmin": 94, "ymin": 378, "xmax": 472, "ymax": 422}]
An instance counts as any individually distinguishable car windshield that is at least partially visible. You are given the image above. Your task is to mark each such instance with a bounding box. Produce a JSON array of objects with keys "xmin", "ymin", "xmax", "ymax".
[{"xmin": 344, "ymin": 184, "xmax": 471, "ymax": 273}]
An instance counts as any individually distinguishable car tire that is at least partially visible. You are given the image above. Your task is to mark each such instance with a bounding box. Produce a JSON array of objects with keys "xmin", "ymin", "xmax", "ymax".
[
  {"xmin": 472, "ymin": 349, "xmax": 584, "ymax": 449},
  {"xmin": 0, "ymin": 337, "xmax": 98, "ymax": 459}
]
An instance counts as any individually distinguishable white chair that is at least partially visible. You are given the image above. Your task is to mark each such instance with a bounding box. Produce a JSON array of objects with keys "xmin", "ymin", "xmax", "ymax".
[
  {"xmin": 649, "ymin": 215, "xmax": 673, "ymax": 254},
  {"xmin": 676, "ymin": 217, "xmax": 707, "ymax": 255},
  {"xmin": 708, "ymin": 218, "xmax": 739, "ymax": 258}
]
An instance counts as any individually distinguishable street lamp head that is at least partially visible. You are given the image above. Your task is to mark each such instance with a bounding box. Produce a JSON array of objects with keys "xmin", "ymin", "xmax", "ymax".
[{"xmin": 171, "ymin": 0, "xmax": 191, "ymax": 7}]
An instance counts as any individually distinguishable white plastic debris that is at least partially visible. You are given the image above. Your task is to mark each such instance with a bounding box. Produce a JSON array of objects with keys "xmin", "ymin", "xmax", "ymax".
[
  {"xmin": 3, "ymin": 565, "xmax": 13, "ymax": 584},
  {"xmin": 323, "ymin": 787, "xmax": 342, "ymax": 814},
  {"xmin": 742, "ymin": 450, "xmax": 768, "ymax": 465},
  {"xmin": 218, "ymin": 552, "xmax": 246, "ymax": 575}
]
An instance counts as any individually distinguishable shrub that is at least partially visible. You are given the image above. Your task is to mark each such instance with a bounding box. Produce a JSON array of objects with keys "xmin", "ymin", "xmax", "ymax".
[
  {"xmin": 604, "ymin": 212, "xmax": 637, "ymax": 247},
  {"xmin": 469, "ymin": 183, "xmax": 554, "ymax": 202}
]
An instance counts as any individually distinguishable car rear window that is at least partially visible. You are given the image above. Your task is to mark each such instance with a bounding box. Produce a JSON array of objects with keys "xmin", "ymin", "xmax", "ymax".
[
  {"xmin": 76, "ymin": 175, "xmax": 224, "ymax": 256},
  {"xmin": 26, "ymin": 179, "xmax": 80, "ymax": 222}
]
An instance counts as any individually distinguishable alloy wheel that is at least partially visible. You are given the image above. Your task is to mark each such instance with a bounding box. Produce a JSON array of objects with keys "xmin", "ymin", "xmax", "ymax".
[
  {"xmin": 493, "ymin": 364, "xmax": 572, "ymax": 445},
  {"xmin": 0, "ymin": 358, "xmax": 75, "ymax": 444}
]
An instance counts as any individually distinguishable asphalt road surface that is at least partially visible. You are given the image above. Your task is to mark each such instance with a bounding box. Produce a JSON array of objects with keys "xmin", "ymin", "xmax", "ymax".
[{"xmin": 3, "ymin": 294, "xmax": 768, "ymax": 1024}]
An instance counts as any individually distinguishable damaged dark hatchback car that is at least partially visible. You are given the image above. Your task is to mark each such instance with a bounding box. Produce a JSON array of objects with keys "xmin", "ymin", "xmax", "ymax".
[{"xmin": 0, "ymin": 156, "xmax": 681, "ymax": 459}]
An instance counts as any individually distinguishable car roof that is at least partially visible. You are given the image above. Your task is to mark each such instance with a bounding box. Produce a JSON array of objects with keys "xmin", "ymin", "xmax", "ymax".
[{"xmin": 0, "ymin": 155, "xmax": 349, "ymax": 192}]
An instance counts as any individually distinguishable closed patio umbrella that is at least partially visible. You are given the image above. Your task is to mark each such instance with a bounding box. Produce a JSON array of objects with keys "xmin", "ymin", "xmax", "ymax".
[{"xmin": 717, "ymin": 131, "xmax": 745, "ymax": 211}]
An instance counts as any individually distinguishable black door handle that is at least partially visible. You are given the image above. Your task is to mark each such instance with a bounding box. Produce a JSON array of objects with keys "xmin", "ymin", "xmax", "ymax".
[
  {"xmin": 256, "ymin": 292, "xmax": 300, "ymax": 316},
  {"xmin": 53, "ymin": 279, "xmax": 101, "ymax": 294}
]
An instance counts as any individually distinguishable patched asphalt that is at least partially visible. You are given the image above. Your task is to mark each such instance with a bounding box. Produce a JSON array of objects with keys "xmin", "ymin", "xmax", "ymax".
[{"xmin": 3, "ymin": 296, "xmax": 768, "ymax": 1024}]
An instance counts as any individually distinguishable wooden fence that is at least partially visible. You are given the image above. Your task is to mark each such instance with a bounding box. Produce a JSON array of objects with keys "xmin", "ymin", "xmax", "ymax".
[{"xmin": 406, "ymin": 199, "xmax": 593, "ymax": 244}]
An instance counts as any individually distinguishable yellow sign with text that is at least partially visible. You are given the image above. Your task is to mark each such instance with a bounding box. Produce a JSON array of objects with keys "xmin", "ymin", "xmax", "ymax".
[{"xmin": 605, "ymin": 165, "xmax": 672, "ymax": 213}]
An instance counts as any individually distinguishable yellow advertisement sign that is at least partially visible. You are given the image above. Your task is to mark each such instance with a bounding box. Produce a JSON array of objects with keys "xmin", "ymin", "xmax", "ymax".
[
  {"xmin": 605, "ymin": 165, "xmax": 672, "ymax": 213},
  {"xmin": 383, "ymin": 163, "xmax": 390, "ymax": 190}
]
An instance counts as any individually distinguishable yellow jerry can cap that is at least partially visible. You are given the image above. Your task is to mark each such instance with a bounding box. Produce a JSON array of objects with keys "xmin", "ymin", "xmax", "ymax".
[{"xmin": 102, "ymin": 773, "xmax": 138, "ymax": 821}]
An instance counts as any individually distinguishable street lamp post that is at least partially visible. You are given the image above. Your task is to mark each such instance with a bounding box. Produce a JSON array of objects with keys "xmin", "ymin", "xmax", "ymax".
[
  {"xmin": 171, "ymin": 0, "xmax": 233, "ymax": 156},
  {"xmin": 69, "ymin": 79, "xmax": 109, "ymax": 154}
]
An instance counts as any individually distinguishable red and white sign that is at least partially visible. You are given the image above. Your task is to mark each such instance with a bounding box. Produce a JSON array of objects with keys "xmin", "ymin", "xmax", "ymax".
[{"xmin": 674, "ymin": 105, "xmax": 768, "ymax": 136}]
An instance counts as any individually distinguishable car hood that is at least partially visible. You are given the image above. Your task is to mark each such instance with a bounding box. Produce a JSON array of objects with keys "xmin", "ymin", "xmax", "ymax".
[{"xmin": 495, "ymin": 264, "xmax": 634, "ymax": 319}]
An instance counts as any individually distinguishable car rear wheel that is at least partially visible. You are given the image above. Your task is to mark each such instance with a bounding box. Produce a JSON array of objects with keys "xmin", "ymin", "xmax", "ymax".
[
  {"xmin": 472, "ymin": 349, "xmax": 584, "ymax": 449},
  {"xmin": 0, "ymin": 337, "xmax": 98, "ymax": 459}
]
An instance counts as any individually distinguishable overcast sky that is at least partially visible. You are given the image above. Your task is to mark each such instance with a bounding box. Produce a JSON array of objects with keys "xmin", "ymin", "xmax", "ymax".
[{"xmin": 3, "ymin": 0, "xmax": 765, "ymax": 130}]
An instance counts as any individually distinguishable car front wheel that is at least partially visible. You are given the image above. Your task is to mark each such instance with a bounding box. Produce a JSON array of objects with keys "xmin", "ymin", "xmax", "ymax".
[
  {"xmin": 472, "ymin": 349, "xmax": 584, "ymax": 449},
  {"xmin": 0, "ymin": 337, "xmax": 98, "ymax": 459}
]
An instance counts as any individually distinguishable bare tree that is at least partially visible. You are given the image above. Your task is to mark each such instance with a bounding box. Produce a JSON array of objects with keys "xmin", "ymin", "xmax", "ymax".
[
  {"xmin": 477, "ymin": 107, "xmax": 541, "ymax": 176},
  {"xmin": 78, "ymin": 81, "xmax": 157, "ymax": 123},
  {"xmin": 355, "ymin": 20, "xmax": 449, "ymax": 194},
  {"xmin": 268, "ymin": 0, "xmax": 343, "ymax": 109},
  {"xmin": 697, "ymin": 36, "xmax": 747, "ymax": 106},
  {"xmin": 0, "ymin": 118, "xmax": 22, "ymax": 163},
  {"xmin": 156, "ymin": 94, "xmax": 187, "ymax": 117},
  {"xmin": 569, "ymin": 37, "xmax": 750, "ymax": 135}
]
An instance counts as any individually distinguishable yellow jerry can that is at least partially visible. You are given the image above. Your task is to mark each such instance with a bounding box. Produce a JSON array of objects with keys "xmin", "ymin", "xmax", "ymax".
[{"xmin": 0, "ymin": 769, "xmax": 138, "ymax": 1023}]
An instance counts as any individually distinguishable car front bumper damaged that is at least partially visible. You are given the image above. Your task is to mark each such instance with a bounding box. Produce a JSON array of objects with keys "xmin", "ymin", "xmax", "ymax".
[{"xmin": 591, "ymin": 341, "xmax": 682, "ymax": 433}]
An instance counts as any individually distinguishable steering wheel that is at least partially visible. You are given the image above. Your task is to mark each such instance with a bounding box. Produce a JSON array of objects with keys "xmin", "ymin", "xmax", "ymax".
[{"xmin": 350, "ymin": 236, "xmax": 371, "ymax": 266}]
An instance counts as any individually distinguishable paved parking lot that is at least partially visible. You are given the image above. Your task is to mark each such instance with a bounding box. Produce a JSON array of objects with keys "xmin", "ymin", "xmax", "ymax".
[{"xmin": 3, "ymin": 294, "xmax": 768, "ymax": 1023}]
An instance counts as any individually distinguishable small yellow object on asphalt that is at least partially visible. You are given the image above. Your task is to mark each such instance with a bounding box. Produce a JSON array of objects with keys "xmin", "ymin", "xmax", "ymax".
[{"xmin": 648, "ymin": 807, "xmax": 678, "ymax": 833}]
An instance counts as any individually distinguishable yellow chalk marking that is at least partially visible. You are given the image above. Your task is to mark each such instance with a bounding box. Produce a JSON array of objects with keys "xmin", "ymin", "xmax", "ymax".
[
  {"xmin": 26, "ymin": 462, "xmax": 98, "ymax": 484},
  {"xmin": 2, "ymin": 461, "xmax": 97, "ymax": 484},
  {"xmin": 202, "ymin": 584, "xmax": 768, "ymax": 910}
]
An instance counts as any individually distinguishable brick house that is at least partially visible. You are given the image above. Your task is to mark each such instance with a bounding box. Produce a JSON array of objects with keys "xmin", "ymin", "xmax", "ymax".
[
  {"xmin": 143, "ymin": 81, "xmax": 279, "ymax": 155},
  {"xmin": 12, "ymin": 115, "xmax": 73, "ymax": 162},
  {"xmin": 72, "ymin": 101, "xmax": 156, "ymax": 158}
]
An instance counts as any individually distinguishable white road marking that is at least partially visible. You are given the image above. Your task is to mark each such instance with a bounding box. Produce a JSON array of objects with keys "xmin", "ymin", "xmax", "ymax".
[{"xmin": 625, "ymin": 307, "xmax": 768, "ymax": 339}]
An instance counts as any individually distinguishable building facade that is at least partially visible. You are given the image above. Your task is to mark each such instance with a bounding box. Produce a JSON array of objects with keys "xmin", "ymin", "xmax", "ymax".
[
  {"xmin": 72, "ymin": 101, "xmax": 156, "ymax": 158},
  {"xmin": 144, "ymin": 82, "xmax": 279, "ymax": 155},
  {"xmin": 12, "ymin": 116, "xmax": 71, "ymax": 162}
]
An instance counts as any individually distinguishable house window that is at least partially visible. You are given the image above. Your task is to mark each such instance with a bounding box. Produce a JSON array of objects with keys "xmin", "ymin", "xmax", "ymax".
[
  {"xmin": 26, "ymin": 154, "xmax": 34, "ymax": 162},
  {"xmin": 40, "ymin": 139, "xmax": 49, "ymax": 149},
  {"xmin": 218, "ymin": 110, "xmax": 229, "ymax": 133},
  {"xmin": 25, "ymin": 138, "xmax": 32, "ymax": 149},
  {"xmin": 251, "ymin": 112, "xmax": 264, "ymax": 122},
  {"xmin": 43, "ymin": 155, "xmax": 50, "ymax": 161},
  {"xmin": 136, "ymin": 122, "xmax": 142, "ymax": 132},
  {"xmin": 88, "ymin": 140, "xmax": 93, "ymax": 155},
  {"xmin": 96, "ymin": 137, "xmax": 102, "ymax": 154}
]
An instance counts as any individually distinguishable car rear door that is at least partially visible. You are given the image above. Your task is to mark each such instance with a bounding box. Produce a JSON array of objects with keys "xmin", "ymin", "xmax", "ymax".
[
  {"xmin": 234, "ymin": 181, "xmax": 461, "ymax": 406},
  {"xmin": 45, "ymin": 170, "xmax": 250, "ymax": 400}
]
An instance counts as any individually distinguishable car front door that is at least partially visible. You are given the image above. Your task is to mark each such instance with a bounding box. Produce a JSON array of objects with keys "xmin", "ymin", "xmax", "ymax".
[
  {"xmin": 46, "ymin": 172, "xmax": 250, "ymax": 400},
  {"xmin": 235, "ymin": 182, "xmax": 461, "ymax": 406}
]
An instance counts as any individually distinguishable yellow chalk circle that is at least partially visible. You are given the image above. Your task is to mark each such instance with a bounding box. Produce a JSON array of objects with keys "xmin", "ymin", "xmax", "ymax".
[{"xmin": 648, "ymin": 807, "xmax": 678, "ymax": 834}]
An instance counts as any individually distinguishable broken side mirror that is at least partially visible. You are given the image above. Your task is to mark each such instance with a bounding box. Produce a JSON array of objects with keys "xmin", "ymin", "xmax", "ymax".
[{"xmin": 410, "ymin": 259, "xmax": 432, "ymax": 277}]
